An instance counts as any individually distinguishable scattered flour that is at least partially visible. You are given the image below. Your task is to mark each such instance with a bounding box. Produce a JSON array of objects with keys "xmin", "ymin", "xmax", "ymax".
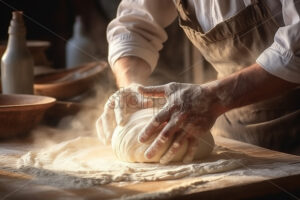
[
  {"xmin": 1, "ymin": 136, "xmax": 299, "ymax": 199},
  {"xmin": 16, "ymin": 137, "xmax": 243, "ymax": 188}
]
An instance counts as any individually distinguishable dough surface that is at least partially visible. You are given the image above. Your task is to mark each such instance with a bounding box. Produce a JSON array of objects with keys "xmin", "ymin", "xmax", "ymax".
[{"xmin": 112, "ymin": 108, "xmax": 215, "ymax": 163}]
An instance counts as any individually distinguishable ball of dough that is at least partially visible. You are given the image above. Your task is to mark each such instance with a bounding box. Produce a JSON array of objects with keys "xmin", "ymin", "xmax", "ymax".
[{"xmin": 111, "ymin": 108, "xmax": 215, "ymax": 163}]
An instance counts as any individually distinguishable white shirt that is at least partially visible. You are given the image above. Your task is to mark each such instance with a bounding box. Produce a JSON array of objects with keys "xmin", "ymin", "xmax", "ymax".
[{"xmin": 107, "ymin": 0, "xmax": 300, "ymax": 83}]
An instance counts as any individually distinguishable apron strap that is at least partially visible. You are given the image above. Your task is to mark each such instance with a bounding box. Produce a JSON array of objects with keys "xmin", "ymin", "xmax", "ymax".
[{"xmin": 175, "ymin": 0, "xmax": 204, "ymax": 33}]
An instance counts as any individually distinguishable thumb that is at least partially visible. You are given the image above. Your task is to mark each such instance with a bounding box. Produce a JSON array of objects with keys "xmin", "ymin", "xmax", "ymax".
[
  {"xmin": 138, "ymin": 85, "xmax": 166, "ymax": 97},
  {"xmin": 115, "ymin": 95, "xmax": 127, "ymax": 126}
]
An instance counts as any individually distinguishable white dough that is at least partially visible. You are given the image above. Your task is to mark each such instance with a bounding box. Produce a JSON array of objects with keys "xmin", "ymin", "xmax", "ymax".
[{"xmin": 111, "ymin": 108, "xmax": 215, "ymax": 163}]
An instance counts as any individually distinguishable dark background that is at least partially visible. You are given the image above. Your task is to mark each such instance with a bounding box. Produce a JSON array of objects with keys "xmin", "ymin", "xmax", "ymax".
[
  {"xmin": 0, "ymin": 0, "xmax": 215, "ymax": 84},
  {"xmin": 0, "ymin": 0, "xmax": 118, "ymax": 68}
]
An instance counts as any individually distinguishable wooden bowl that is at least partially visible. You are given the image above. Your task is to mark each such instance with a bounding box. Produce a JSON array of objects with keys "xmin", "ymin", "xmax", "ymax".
[
  {"xmin": 0, "ymin": 94, "xmax": 56, "ymax": 139},
  {"xmin": 34, "ymin": 61, "xmax": 108, "ymax": 100}
]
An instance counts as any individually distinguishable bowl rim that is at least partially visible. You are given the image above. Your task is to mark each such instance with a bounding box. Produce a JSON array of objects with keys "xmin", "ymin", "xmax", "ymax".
[
  {"xmin": 0, "ymin": 94, "xmax": 56, "ymax": 110},
  {"xmin": 34, "ymin": 61, "xmax": 108, "ymax": 88}
]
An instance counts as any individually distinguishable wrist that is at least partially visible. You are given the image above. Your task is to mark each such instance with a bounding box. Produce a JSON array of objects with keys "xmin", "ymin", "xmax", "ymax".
[
  {"xmin": 201, "ymin": 81, "xmax": 230, "ymax": 117},
  {"xmin": 112, "ymin": 56, "xmax": 151, "ymax": 88}
]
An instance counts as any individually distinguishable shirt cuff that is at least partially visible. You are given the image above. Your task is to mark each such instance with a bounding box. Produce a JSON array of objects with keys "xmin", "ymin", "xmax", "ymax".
[
  {"xmin": 108, "ymin": 33, "xmax": 159, "ymax": 72},
  {"xmin": 256, "ymin": 42, "xmax": 300, "ymax": 84}
]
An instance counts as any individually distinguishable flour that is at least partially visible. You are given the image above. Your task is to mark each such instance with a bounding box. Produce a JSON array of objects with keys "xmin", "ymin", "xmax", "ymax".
[
  {"xmin": 0, "ymin": 136, "xmax": 298, "ymax": 200},
  {"xmin": 16, "ymin": 137, "xmax": 243, "ymax": 189}
]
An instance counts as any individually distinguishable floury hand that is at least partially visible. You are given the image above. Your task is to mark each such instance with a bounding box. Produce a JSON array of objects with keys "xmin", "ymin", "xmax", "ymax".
[{"xmin": 138, "ymin": 82, "xmax": 225, "ymax": 164}]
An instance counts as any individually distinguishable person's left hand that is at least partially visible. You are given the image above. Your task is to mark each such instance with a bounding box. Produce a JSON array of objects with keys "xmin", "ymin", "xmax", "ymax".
[
  {"xmin": 138, "ymin": 82, "xmax": 225, "ymax": 164},
  {"xmin": 96, "ymin": 83, "xmax": 153, "ymax": 145}
]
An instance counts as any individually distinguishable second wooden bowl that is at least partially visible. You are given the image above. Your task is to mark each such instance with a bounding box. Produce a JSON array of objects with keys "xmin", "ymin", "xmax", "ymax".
[{"xmin": 34, "ymin": 61, "xmax": 108, "ymax": 100}]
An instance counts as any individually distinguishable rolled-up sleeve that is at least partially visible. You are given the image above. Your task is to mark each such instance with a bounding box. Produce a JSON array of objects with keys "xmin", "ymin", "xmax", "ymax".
[
  {"xmin": 256, "ymin": 0, "xmax": 300, "ymax": 83},
  {"xmin": 107, "ymin": 0, "xmax": 177, "ymax": 72}
]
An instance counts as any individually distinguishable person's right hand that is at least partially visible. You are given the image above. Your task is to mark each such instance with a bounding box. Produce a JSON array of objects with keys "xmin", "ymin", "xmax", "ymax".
[
  {"xmin": 137, "ymin": 82, "xmax": 224, "ymax": 164},
  {"xmin": 96, "ymin": 83, "xmax": 153, "ymax": 145}
]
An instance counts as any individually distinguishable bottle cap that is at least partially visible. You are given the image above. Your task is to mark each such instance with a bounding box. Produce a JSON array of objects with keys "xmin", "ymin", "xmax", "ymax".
[
  {"xmin": 12, "ymin": 11, "xmax": 24, "ymax": 22},
  {"xmin": 8, "ymin": 11, "xmax": 26, "ymax": 34}
]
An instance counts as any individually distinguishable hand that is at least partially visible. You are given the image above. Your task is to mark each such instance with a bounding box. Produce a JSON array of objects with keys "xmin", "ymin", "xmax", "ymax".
[
  {"xmin": 96, "ymin": 83, "xmax": 153, "ymax": 145},
  {"xmin": 138, "ymin": 82, "xmax": 224, "ymax": 164}
]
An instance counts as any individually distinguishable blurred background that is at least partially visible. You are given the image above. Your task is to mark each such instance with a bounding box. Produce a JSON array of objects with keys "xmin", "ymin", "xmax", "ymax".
[{"xmin": 0, "ymin": 0, "xmax": 216, "ymax": 85}]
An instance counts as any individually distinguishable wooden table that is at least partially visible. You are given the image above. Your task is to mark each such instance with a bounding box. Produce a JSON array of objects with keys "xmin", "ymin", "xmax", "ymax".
[{"xmin": 0, "ymin": 136, "xmax": 299, "ymax": 200}]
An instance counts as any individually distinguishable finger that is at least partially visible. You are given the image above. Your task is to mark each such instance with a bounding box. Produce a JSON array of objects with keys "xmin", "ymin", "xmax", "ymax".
[
  {"xmin": 95, "ymin": 116, "xmax": 105, "ymax": 143},
  {"xmin": 115, "ymin": 95, "xmax": 127, "ymax": 125},
  {"xmin": 183, "ymin": 137, "xmax": 199, "ymax": 163},
  {"xmin": 138, "ymin": 85, "xmax": 166, "ymax": 97},
  {"xmin": 156, "ymin": 113, "xmax": 185, "ymax": 144},
  {"xmin": 141, "ymin": 97, "xmax": 154, "ymax": 109},
  {"xmin": 144, "ymin": 114, "xmax": 184, "ymax": 159},
  {"xmin": 102, "ymin": 100, "xmax": 116, "ymax": 145},
  {"xmin": 138, "ymin": 107, "xmax": 172, "ymax": 143},
  {"xmin": 160, "ymin": 130, "xmax": 187, "ymax": 164}
]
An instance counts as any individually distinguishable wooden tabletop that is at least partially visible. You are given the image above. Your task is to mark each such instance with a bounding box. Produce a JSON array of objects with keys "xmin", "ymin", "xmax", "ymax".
[{"xmin": 0, "ymin": 136, "xmax": 299, "ymax": 200}]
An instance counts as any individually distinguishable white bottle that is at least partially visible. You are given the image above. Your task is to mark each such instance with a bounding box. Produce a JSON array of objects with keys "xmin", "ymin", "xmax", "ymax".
[
  {"xmin": 1, "ymin": 11, "xmax": 34, "ymax": 94},
  {"xmin": 66, "ymin": 16, "xmax": 96, "ymax": 68}
]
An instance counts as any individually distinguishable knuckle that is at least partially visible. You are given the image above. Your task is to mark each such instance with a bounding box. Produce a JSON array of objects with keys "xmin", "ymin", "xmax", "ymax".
[
  {"xmin": 161, "ymin": 122, "xmax": 177, "ymax": 138},
  {"xmin": 154, "ymin": 113, "xmax": 163, "ymax": 123},
  {"xmin": 182, "ymin": 123, "xmax": 194, "ymax": 135},
  {"xmin": 150, "ymin": 115, "xmax": 161, "ymax": 127},
  {"xmin": 166, "ymin": 149, "xmax": 177, "ymax": 158},
  {"xmin": 144, "ymin": 125, "xmax": 154, "ymax": 135},
  {"xmin": 173, "ymin": 116, "xmax": 182, "ymax": 126},
  {"xmin": 146, "ymin": 148, "xmax": 156, "ymax": 158},
  {"xmin": 172, "ymin": 142, "xmax": 182, "ymax": 151},
  {"xmin": 142, "ymin": 124, "xmax": 157, "ymax": 140},
  {"xmin": 156, "ymin": 135, "xmax": 168, "ymax": 146},
  {"xmin": 161, "ymin": 129, "xmax": 171, "ymax": 139},
  {"xmin": 140, "ymin": 132, "xmax": 150, "ymax": 141},
  {"xmin": 138, "ymin": 132, "xmax": 148, "ymax": 143}
]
